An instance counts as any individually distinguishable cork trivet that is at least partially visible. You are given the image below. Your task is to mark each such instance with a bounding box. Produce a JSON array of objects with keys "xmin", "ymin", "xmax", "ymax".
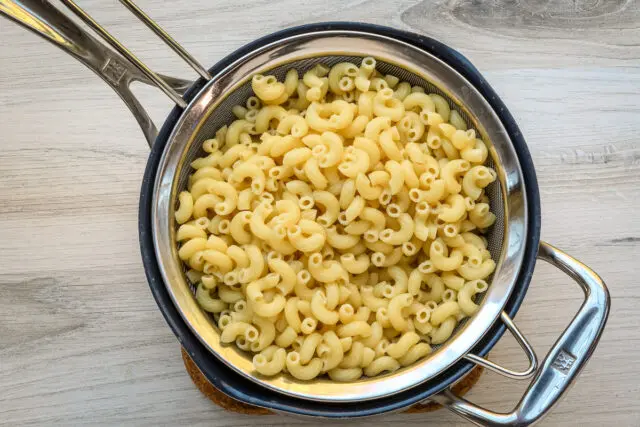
[{"xmin": 182, "ymin": 348, "xmax": 484, "ymax": 415}]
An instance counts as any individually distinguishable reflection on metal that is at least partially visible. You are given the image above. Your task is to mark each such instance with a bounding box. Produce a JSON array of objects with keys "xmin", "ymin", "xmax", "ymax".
[
  {"xmin": 0, "ymin": 0, "xmax": 198, "ymax": 145},
  {"xmin": 58, "ymin": 0, "xmax": 187, "ymax": 108},
  {"xmin": 551, "ymin": 349, "xmax": 576, "ymax": 375},
  {"xmin": 433, "ymin": 241, "xmax": 610, "ymax": 426},
  {"xmin": 464, "ymin": 311, "xmax": 538, "ymax": 380},
  {"xmin": 118, "ymin": 0, "xmax": 212, "ymax": 80}
]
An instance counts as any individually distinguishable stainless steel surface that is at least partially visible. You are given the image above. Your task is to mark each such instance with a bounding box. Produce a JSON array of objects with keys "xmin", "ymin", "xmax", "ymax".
[
  {"xmin": 0, "ymin": 0, "xmax": 193, "ymax": 145},
  {"xmin": 464, "ymin": 311, "xmax": 538, "ymax": 380},
  {"xmin": 117, "ymin": 0, "xmax": 212, "ymax": 81},
  {"xmin": 58, "ymin": 0, "xmax": 187, "ymax": 108},
  {"xmin": 432, "ymin": 241, "xmax": 611, "ymax": 426},
  {"xmin": 151, "ymin": 30, "xmax": 529, "ymax": 402}
]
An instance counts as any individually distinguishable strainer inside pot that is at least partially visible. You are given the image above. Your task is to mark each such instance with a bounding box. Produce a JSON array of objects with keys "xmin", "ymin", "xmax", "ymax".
[
  {"xmin": 2, "ymin": 2, "xmax": 611, "ymax": 423},
  {"xmin": 151, "ymin": 31, "xmax": 529, "ymax": 401}
]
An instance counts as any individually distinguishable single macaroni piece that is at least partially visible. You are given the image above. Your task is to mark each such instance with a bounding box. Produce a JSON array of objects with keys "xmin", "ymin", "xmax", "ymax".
[
  {"xmin": 378, "ymin": 127, "xmax": 404, "ymax": 161},
  {"xmin": 379, "ymin": 213, "xmax": 415, "ymax": 245},
  {"xmin": 403, "ymin": 92, "xmax": 436, "ymax": 114},
  {"xmin": 299, "ymin": 332, "xmax": 323, "ymax": 364},
  {"xmin": 220, "ymin": 321, "xmax": 259, "ymax": 344},
  {"xmin": 386, "ymin": 331, "xmax": 420, "ymax": 359},
  {"xmin": 328, "ymin": 367, "xmax": 363, "ymax": 382},
  {"xmin": 373, "ymin": 88, "xmax": 405, "ymax": 121},
  {"xmin": 430, "ymin": 239, "xmax": 464, "ymax": 271},
  {"xmin": 313, "ymin": 191, "xmax": 340, "ymax": 226},
  {"xmin": 251, "ymin": 315, "xmax": 277, "ymax": 351},
  {"xmin": 175, "ymin": 191, "xmax": 194, "ymax": 224},
  {"xmin": 364, "ymin": 356, "xmax": 400, "ymax": 377},
  {"xmin": 246, "ymin": 273, "xmax": 279, "ymax": 300},
  {"xmin": 458, "ymin": 258, "xmax": 496, "ymax": 281},
  {"xmin": 328, "ymin": 62, "xmax": 358, "ymax": 95},
  {"xmin": 337, "ymin": 320, "xmax": 372, "ymax": 338},
  {"xmin": 398, "ymin": 342, "xmax": 432, "ymax": 366},
  {"xmin": 386, "ymin": 266, "xmax": 409, "ymax": 296},
  {"xmin": 430, "ymin": 301, "xmax": 461, "ymax": 326},
  {"xmin": 439, "ymin": 194, "xmax": 467, "ymax": 223},
  {"xmin": 431, "ymin": 316, "xmax": 457, "ymax": 345},
  {"xmin": 388, "ymin": 293, "xmax": 414, "ymax": 332},
  {"xmin": 311, "ymin": 291, "xmax": 340, "ymax": 325},
  {"xmin": 340, "ymin": 253, "xmax": 370, "ymax": 274},
  {"xmin": 288, "ymin": 219, "xmax": 326, "ymax": 253},
  {"xmin": 458, "ymin": 279, "xmax": 489, "ymax": 315},
  {"xmin": 461, "ymin": 138, "xmax": 488, "ymax": 164},
  {"xmin": 321, "ymin": 331, "xmax": 344, "ymax": 370},
  {"xmin": 179, "ymin": 59, "xmax": 498, "ymax": 382},
  {"xmin": 469, "ymin": 203, "xmax": 497, "ymax": 229},
  {"xmin": 253, "ymin": 347, "xmax": 286, "ymax": 376},
  {"xmin": 196, "ymin": 283, "xmax": 227, "ymax": 313},
  {"xmin": 286, "ymin": 351, "xmax": 324, "ymax": 380},
  {"xmin": 252, "ymin": 75, "xmax": 286, "ymax": 103},
  {"xmin": 441, "ymin": 159, "xmax": 471, "ymax": 194},
  {"xmin": 462, "ymin": 166, "xmax": 496, "ymax": 200}
]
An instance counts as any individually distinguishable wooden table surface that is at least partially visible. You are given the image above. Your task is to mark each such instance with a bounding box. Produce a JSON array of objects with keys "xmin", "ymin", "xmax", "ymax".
[{"xmin": 1, "ymin": 1, "xmax": 638, "ymax": 426}]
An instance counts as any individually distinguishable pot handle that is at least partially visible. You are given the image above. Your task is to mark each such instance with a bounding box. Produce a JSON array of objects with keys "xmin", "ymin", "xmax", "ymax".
[
  {"xmin": 432, "ymin": 241, "xmax": 610, "ymax": 426},
  {"xmin": 0, "ymin": 0, "xmax": 208, "ymax": 146}
]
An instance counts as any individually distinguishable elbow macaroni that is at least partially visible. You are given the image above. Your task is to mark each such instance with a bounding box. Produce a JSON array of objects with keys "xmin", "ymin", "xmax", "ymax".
[{"xmin": 178, "ymin": 59, "xmax": 498, "ymax": 382}]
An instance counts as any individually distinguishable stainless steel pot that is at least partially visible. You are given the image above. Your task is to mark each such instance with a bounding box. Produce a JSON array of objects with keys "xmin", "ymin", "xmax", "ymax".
[{"xmin": 1, "ymin": 1, "xmax": 610, "ymax": 425}]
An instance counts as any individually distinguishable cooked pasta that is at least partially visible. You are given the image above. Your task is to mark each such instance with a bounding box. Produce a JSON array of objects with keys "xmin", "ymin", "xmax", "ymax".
[{"xmin": 176, "ymin": 58, "xmax": 498, "ymax": 382}]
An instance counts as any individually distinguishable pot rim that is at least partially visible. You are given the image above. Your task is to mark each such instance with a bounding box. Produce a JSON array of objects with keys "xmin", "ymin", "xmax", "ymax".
[{"xmin": 138, "ymin": 21, "xmax": 541, "ymax": 417}]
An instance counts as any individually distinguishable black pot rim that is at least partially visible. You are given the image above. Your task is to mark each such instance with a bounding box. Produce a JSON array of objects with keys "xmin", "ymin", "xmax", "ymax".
[{"xmin": 138, "ymin": 22, "xmax": 541, "ymax": 417}]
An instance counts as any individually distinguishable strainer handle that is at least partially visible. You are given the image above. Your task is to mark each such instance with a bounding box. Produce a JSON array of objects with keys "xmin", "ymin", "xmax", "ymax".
[
  {"xmin": 0, "ymin": 0, "xmax": 205, "ymax": 146},
  {"xmin": 463, "ymin": 311, "xmax": 538, "ymax": 380},
  {"xmin": 432, "ymin": 241, "xmax": 610, "ymax": 426}
]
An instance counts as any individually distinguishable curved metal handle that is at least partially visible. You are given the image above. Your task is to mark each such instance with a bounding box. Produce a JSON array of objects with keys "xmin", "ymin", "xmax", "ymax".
[
  {"xmin": 464, "ymin": 311, "xmax": 538, "ymax": 380},
  {"xmin": 0, "ymin": 0, "xmax": 202, "ymax": 146},
  {"xmin": 433, "ymin": 241, "xmax": 610, "ymax": 426}
]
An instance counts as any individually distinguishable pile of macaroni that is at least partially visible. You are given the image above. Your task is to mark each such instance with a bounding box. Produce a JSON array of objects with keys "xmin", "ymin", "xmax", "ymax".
[{"xmin": 174, "ymin": 58, "xmax": 497, "ymax": 382}]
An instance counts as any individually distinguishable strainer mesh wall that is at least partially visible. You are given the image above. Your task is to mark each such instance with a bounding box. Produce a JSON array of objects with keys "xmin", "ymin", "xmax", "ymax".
[{"xmin": 176, "ymin": 56, "xmax": 504, "ymax": 350}]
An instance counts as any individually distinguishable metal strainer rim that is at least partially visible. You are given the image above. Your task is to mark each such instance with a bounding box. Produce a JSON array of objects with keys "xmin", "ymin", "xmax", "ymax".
[{"xmin": 151, "ymin": 29, "xmax": 528, "ymax": 402}]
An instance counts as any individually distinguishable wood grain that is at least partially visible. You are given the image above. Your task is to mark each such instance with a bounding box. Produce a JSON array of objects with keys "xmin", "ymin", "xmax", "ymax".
[{"xmin": 0, "ymin": 0, "xmax": 639, "ymax": 426}]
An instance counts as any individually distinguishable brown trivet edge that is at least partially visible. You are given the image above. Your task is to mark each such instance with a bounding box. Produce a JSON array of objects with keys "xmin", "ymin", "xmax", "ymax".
[{"xmin": 181, "ymin": 347, "xmax": 484, "ymax": 415}]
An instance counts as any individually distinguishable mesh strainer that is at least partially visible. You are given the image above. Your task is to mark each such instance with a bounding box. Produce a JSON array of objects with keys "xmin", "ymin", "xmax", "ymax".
[
  {"xmin": 2, "ymin": 2, "xmax": 610, "ymax": 425},
  {"xmin": 153, "ymin": 32, "xmax": 528, "ymax": 402}
]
